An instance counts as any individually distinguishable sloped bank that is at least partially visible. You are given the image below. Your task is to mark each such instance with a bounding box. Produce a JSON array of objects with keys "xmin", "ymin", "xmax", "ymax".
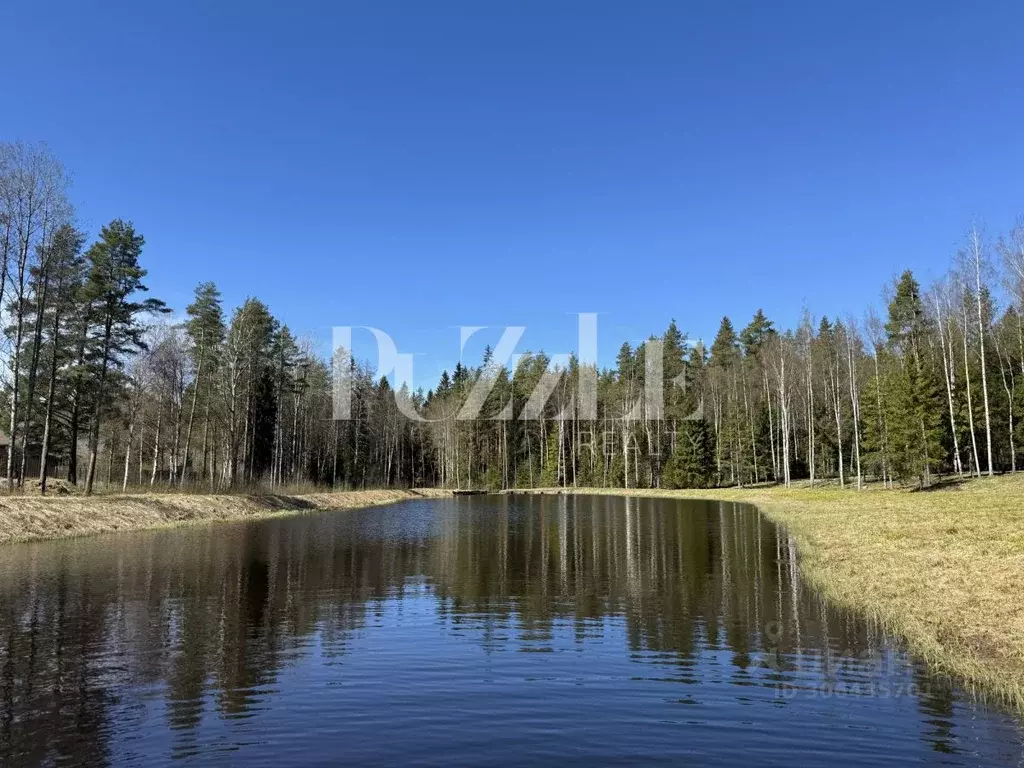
[
  {"xmin": 521, "ymin": 479, "xmax": 1024, "ymax": 716},
  {"xmin": 0, "ymin": 488, "xmax": 452, "ymax": 546}
]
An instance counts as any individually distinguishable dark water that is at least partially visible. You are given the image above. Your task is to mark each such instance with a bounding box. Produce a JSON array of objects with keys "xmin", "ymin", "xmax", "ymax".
[{"xmin": 0, "ymin": 496, "xmax": 1021, "ymax": 766}]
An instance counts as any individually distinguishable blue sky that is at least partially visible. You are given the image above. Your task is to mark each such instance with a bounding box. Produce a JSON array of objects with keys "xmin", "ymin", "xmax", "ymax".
[{"xmin": 3, "ymin": 1, "xmax": 1024, "ymax": 387}]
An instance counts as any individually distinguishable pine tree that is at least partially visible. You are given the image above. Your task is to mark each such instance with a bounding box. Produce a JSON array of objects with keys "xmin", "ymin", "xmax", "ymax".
[
  {"xmin": 180, "ymin": 282, "xmax": 225, "ymax": 483},
  {"xmin": 81, "ymin": 220, "xmax": 168, "ymax": 494},
  {"xmin": 37, "ymin": 224, "xmax": 87, "ymax": 492}
]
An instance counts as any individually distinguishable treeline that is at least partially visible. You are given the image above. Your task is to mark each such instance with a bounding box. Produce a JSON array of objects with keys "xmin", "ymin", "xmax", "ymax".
[
  {"xmin": 417, "ymin": 226, "xmax": 1024, "ymax": 491},
  {"xmin": 4, "ymin": 141, "xmax": 1024, "ymax": 493}
]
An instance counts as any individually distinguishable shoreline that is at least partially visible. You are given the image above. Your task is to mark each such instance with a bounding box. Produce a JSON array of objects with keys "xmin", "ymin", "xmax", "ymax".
[
  {"xmin": 519, "ymin": 479, "xmax": 1024, "ymax": 716},
  {"xmin": 0, "ymin": 488, "xmax": 452, "ymax": 546},
  {"xmin": 2, "ymin": 478, "xmax": 1021, "ymax": 715}
]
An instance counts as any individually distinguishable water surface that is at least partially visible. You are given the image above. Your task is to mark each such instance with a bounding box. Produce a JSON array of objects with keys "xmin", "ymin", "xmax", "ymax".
[{"xmin": 0, "ymin": 495, "xmax": 1021, "ymax": 765}]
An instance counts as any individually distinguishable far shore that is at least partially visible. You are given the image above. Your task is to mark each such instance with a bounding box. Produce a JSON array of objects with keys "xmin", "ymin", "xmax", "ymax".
[{"xmin": 0, "ymin": 488, "xmax": 452, "ymax": 546}]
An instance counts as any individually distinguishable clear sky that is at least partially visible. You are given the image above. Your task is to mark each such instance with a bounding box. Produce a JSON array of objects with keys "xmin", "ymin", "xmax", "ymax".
[{"xmin": 3, "ymin": 1, "xmax": 1024, "ymax": 386}]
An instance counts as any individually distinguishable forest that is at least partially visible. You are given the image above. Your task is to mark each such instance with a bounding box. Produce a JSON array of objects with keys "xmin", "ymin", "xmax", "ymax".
[{"xmin": 4, "ymin": 140, "xmax": 1024, "ymax": 494}]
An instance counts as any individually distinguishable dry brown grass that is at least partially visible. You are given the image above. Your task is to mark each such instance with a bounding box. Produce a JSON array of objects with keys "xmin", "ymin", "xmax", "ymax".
[
  {"xmin": 0, "ymin": 488, "xmax": 451, "ymax": 545},
  {"xmin": 522, "ymin": 476, "xmax": 1024, "ymax": 714}
]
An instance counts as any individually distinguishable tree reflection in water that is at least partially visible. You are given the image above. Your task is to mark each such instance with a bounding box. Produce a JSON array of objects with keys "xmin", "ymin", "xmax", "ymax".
[{"xmin": 0, "ymin": 496, "xmax": 1016, "ymax": 765}]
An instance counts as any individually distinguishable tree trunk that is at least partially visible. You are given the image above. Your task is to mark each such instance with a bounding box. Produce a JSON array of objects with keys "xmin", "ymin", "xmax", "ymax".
[
  {"xmin": 179, "ymin": 335, "xmax": 205, "ymax": 484},
  {"xmin": 150, "ymin": 408, "xmax": 162, "ymax": 486},
  {"xmin": 19, "ymin": 265, "xmax": 52, "ymax": 485},
  {"xmin": 935, "ymin": 294, "xmax": 963, "ymax": 477},
  {"xmin": 38, "ymin": 292, "xmax": 67, "ymax": 494},
  {"xmin": 973, "ymin": 239, "xmax": 994, "ymax": 476},
  {"xmin": 122, "ymin": 419, "xmax": 136, "ymax": 492},
  {"xmin": 961, "ymin": 302, "xmax": 981, "ymax": 476},
  {"xmin": 84, "ymin": 341, "xmax": 112, "ymax": 495}
]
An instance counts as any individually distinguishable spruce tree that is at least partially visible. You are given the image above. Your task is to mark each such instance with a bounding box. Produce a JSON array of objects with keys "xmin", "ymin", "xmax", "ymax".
[
  {"xmin": 884, "ymin": 271, "xmax": 945, "ymax": 485},
  {"xmin": 739, "ymin": 309, "xmax": 775, "ymax": 358},
  {"xmin": 859, "ymin": 351, "xmax": 890, "ymax": 482},
  {"xmin": 662, "ymin": 418, "xmax": 714, "ymax": 488}
]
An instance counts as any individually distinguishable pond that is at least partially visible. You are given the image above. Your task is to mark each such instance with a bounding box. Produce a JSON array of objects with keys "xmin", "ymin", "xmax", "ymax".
[{"xmin": 0, "ymin": 495, "xmax": 1021, "ymax": 765}]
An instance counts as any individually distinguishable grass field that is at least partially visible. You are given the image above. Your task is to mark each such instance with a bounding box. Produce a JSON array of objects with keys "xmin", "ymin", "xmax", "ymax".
[{"xmin": 525, "ymin": 476, "xmax": 1024, "ymax": 715}]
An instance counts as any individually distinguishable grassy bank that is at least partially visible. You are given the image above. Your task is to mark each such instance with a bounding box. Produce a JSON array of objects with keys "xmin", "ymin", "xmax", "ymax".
[
  {"xmin": 523, "ymin": 476, "xmax": 1024, "ymax": 714},
  {"xmin": 0, "ymin": 488, "xmax": 451, "ymax": 545}
]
